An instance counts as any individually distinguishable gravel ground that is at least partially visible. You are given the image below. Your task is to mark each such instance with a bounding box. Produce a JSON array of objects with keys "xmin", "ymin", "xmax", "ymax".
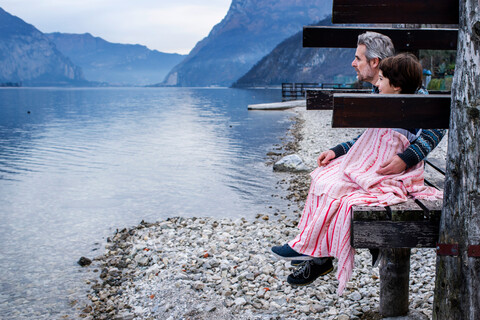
[{"xmin": 78, "ymin": 107, "xmax": 448, "ymax": 320}]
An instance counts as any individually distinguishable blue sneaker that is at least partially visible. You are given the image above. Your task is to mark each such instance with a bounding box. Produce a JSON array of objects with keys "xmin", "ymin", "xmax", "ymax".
[
  {"xmin": 287, "ymin": 258, "xmax": 334, "ymax": 286},
  {"xmin": 271, "ymin": 244, "xmax": 313, "ymax": 261}
]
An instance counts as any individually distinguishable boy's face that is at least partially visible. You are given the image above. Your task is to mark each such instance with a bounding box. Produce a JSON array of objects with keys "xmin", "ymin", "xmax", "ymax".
[
  {"xmin": 352, "ymin": 44, "xmax": 378, "ymax": 84},
  {"xmin": 375, "ymin": 70, "xmax": 400, "ymax": 94}
]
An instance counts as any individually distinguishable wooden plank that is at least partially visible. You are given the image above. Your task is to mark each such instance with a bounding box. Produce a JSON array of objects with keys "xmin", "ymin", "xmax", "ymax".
[
  {"xmin": 332, "ymin": 94, "xmax": 451, "ymax": 128},
  {"xmin": 306, "ymin": 89, "xmax": 451, "ymax": 110},
  {"xmin": 352, "ymin": 204, "xmax": 390, "ymax": 221},
  {"xmin": 352, "ymin": 199, "xmax": 442, "ymax": 221},
  {"xmin": 425, "ymin": 158, "xmax": 446, "ymax": 175},
  {"xmin": 332, "ymin": 0, "xmax": 459, "ymax": 24},
  {"xmin": 414, "ymin": 199, "xmax": 444, "ymax": 220},
  {"xmin": 351, "ymin": 219, "xmax": 439, "ymax": 248},
  {"xmin": 303, "ymin": 27, "xmax": 458, "ymax": 51},
  {"xmin": 247, "ymin": 100, "xmax": 305, "ymax": 110},
  {"xmin": 306, "ymin": 89, "xmax": 370, "ymax": 110},
  {"xmin": 351, "ymin": 199, "xmax": 442, "ymax": 248}
]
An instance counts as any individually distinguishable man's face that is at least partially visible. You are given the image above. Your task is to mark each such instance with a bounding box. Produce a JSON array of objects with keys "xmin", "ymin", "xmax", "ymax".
[{"xmin": 351, "ymin": 44, "xmax": 377, "ymax": 84}]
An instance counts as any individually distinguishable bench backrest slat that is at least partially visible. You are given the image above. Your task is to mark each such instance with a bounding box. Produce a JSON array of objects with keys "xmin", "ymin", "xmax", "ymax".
[
  {"xmin": 306, "ymin": 89, "xmax": 370, "ymax": 110},
  {"xmin": 332, "ymin": 94, "xmax": 451, "ymax": 129},
  {"xmin": 332, "ymin": 0, "xmax": 459, "ymax": 25},
  {"xmin": 306, "ymin": 89, "xmax": 451, "ymax": 110},
  {"xmin": 303, "ymin": 26, "xmax": 458, "ymax": 51}
]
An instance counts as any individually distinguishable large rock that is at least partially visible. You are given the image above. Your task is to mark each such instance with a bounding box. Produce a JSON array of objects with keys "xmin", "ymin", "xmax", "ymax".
[{"xmin": 273, "ymin": 154, "xmax": 309, "ymax": 172}]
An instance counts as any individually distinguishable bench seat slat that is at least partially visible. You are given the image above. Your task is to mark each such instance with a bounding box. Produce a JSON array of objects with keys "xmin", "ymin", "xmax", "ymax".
[
  {"xmin": 352, "ymin": 199, "xmax": 442, "ymax": 221},
  {"xmin": 351, "ymin": 199, "xmax": 442, "ymax": 248}
]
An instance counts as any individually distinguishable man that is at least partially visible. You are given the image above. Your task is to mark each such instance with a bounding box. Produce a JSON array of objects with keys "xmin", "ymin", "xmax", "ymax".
[{"xmin": 273, "ymin": 31, "xmax": 446, "ymax": 286}]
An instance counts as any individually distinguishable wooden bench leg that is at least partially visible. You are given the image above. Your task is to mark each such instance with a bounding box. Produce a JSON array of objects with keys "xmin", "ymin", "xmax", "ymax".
[{"xmin": 379, "ymin": 248, "xmax": 411, "ymax": 317}]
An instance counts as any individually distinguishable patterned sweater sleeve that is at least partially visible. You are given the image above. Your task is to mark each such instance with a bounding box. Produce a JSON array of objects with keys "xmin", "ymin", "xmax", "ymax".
[
  {"xmin": 330, "ymin": 133, "xmax": 362, "ymax": 158},
  {"xmin": 397, "ymin": 129, "xmax": 446, "ymax": 168}
]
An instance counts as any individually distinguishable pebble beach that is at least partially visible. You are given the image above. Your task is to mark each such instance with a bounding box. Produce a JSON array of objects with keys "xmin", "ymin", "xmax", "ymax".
[{"xmin": 78, "ymin": 107, "xmax": 448, "ymax": 320}]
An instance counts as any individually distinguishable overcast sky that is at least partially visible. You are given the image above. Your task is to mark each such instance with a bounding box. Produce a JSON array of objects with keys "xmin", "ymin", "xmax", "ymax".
[{"xmin": 0, "ymin": 0, "xmax": 232, "ymax": 54}]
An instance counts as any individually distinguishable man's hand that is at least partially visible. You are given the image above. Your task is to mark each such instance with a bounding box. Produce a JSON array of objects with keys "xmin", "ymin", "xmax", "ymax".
[
  {"xmin": 376, "ymin": 155, "xmax": 407, "ymax": 175},
  {"xmin": 317, "ymin": 150, "xmax": 336, "ymax": 167}
]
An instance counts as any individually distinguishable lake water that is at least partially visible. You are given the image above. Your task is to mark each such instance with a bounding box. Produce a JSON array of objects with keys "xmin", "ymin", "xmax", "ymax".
[{"xmin": 0, "ymin": 87, "xmax": 296, "ymax": 319}]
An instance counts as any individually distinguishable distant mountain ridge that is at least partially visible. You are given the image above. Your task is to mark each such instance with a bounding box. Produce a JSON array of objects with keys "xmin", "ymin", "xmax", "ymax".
[
  {"xmin": 161, "ymin": 0, "xmax": 332, "ymax": 87},
  {"xmin": 46, "ymin": 33, "xmax": 186, "ymax": 86},
  {"xmin": 0, "ymin": 7, "xmax": 85, "ymax": 86},
  {"xmin": 233, "ymin": 16, "xmax": 357, "ymax": 87}
]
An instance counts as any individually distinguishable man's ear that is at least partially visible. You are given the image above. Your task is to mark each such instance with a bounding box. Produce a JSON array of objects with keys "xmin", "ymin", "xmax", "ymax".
[{"xmin": 369, "ymin": 57, "xmax": 380, "ymax": 69}]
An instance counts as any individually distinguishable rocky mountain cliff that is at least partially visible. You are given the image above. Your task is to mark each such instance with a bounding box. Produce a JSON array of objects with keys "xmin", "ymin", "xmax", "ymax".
[
  {"xmin": 233, "ymin": 16, "xmax": 357, "ymax": 87},
  {"xmin": 161, "ymin": 0, "xmax": 332, "ymax": 87},
  {"xmin": 0, "ymin": 7, "xmax": 85, "ymax": 86},
  {"xmin": 46, "ymin": 33, "xmax": 185, "ymax": 86}
]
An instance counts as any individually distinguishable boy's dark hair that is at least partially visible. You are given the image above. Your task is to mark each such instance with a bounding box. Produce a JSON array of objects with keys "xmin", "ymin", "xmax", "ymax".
[{"xmin": 379, "ymin": 53, "xmax": 422, "ymax": 94}]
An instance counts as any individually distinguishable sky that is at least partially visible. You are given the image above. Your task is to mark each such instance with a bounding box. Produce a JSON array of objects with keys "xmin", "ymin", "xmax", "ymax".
[{"xmin": 0, "ymin": 0, "xmax": 232, "ymax": 54}]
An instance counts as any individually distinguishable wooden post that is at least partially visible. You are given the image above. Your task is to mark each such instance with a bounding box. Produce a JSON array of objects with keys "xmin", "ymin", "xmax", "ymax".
[
  {"xmin": 379, "ymin": 248, "xmax": 411, "ymax": 317},
  {"xmin": 433, "ymin": 0, "xmax": 480, "ymax": 319}
]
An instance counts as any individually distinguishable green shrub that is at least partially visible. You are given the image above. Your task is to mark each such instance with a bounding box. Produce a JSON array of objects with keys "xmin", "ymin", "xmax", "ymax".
[
  {"xmin": 428, "ymin": 78, "xmax": 444, "ymax": 90},
  {"xmin": 445, "ymin": 76, "xmax": 453, "ymax": 90}
]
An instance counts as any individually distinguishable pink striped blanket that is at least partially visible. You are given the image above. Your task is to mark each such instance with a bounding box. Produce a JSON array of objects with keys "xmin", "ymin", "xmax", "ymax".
[{"xmin": 288, "ymin": 128, "xmax": 443, "ymax": 295}]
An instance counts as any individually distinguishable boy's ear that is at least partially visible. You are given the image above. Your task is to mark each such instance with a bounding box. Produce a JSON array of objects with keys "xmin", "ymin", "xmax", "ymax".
[{"xmin": 393, "ymin": 86, "xmax": 402, "ymax": 93}]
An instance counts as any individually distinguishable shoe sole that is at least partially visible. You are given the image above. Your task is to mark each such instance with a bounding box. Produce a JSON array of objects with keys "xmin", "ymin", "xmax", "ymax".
[
  {"xmin": 292, "ymin": 257, "xmax": 332, "ymax": 266},
  {"xmin": 271, "ymin": 251, "xmax": 313, "ymax": 261},
  {"xmin": 287, "ymin": 266, "xmax": 334, "ymax": 286}
]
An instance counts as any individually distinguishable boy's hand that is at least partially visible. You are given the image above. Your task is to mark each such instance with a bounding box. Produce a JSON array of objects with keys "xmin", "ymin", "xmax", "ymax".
[
  {"xmin": 317, "ymin": 150, "xmax": 336, "ymax": 167},
  {"xmin": 376, "ymin": 155, "xmax": 407, "ymax": 175}
]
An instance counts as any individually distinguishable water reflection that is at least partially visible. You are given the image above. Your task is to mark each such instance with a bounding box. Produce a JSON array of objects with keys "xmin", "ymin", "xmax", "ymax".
[{"xmin": 0, "ymin": 87, "xmax": 294, "ymax": 318}]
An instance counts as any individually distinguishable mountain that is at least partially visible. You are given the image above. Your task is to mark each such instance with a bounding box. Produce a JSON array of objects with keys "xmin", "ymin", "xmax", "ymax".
[
  {"xmin": 161, "ymin": 0, "xmax": 332, "ymax": 87},
  {"xmin": 233, "ymin": 16, "xmax": 357, "ymax": 87},
  {"xmin": 0, "ymin": 7, "xmax": 85, "ymax": 86},
  {"xmin": 46, "ymin": 33, "xmax": 186, "ymax": 86}
]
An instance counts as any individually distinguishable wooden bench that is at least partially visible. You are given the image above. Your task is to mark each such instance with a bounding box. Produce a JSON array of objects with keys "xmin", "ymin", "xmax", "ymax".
[
  {"xmin": 304, "ymin": 92, "xmax": 450, "ymax": 317},
  {"xmin": 282, "ymin": 83, "xmax": 365, "ymax": 102},
  {"xmin": 320, "ymin": 93, "xmax": 449, "ymax": 317},
  {"xmin": 351, "ymin": 159, "xmax": 445, "ymax": 316},
  {"xmin": 306, "ymin": 89, "xmax": 370, "ymax": 110},
  {"xmin": 301, "ymin": 0, "xmax": 457, "ymax": 317},
  {"xmin": 282, "ymin": 82, "xmax": 320, "ymax": 101}
]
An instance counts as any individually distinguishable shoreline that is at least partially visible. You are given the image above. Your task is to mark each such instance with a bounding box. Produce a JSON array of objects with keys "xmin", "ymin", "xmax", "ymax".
[{"xmin": 78, "ymin": 107, "xmax": 444, "ymax": 320}]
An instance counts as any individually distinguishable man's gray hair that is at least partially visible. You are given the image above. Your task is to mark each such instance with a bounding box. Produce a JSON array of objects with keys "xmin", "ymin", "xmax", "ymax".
[{"xmin": 357, "ymin": 31, "xmax": 395, "ymax": 61}]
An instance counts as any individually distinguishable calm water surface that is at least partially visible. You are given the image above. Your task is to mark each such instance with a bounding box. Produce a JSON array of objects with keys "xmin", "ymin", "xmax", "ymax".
[{"xmin": 0, "ymin": 87, "xmax": 295, "ymax": 319}]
